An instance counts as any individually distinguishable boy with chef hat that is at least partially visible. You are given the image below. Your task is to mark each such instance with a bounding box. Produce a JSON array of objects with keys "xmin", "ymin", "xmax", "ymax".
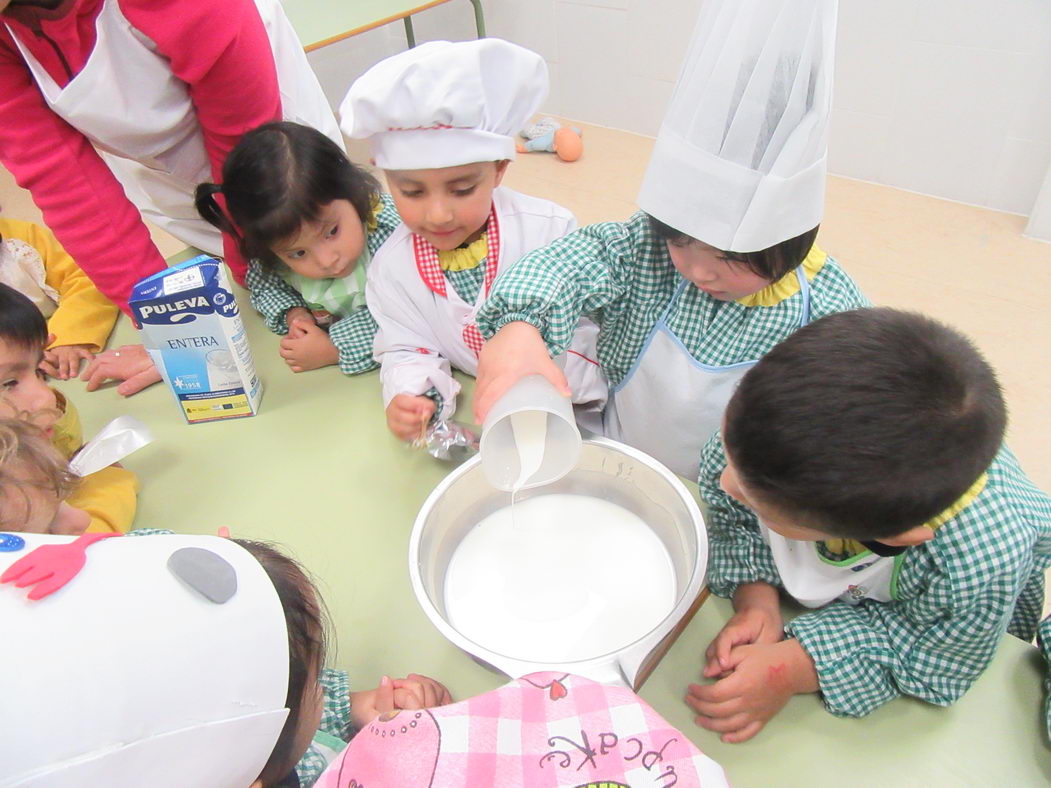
[
  {"xmin": 473, "ymin": 0, "xmax": 868, "ymax": 482},
  {"xmin": 340, "ymin": 39, "xmax": 606, "ymax": 441}
]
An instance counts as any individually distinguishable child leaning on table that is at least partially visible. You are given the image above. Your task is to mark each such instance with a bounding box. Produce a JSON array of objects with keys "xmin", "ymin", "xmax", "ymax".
[
  {"xmin": 687, "ymin": 308, "xmax": 1051, "ymax": 742},
  {"xmin": 0, "ymin": 284, "xmax": 137, "ymax": 533},
  {"xmin": 339, "ymin": 39, "xmax": 605, "ymax": 442},
  {"xmin": 196, "ymin": 122, "xmax": 401, "ymax": 376},
  {"xmin": 0, "ymin": 215, "xmax": 118, "ymax": 379},
  {"xmin": 128, "ymin": 531, "xmax": 453, "ymax": 787}
]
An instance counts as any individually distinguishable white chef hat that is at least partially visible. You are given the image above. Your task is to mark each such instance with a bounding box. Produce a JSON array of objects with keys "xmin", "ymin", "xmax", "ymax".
[
  {"xmin": 340, "ymin": 39, "xmax": 548, "ymax": 170},
  {"xmin": 0, "ymin": 533, "xmax": 289, "ymax": 788},
  {"xmin": 637, "ymin": 0, "xmax": 837, "ymax": 253}
]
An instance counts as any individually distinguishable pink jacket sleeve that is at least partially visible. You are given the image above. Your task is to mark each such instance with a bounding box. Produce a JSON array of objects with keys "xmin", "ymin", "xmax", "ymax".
[
  {"xmin": 0, "ymin": 28, "xmax": 166, "ymax": 314},
  {"xmin": 0, "ymin": 0, "xmax": 284, "ymax": 311}
]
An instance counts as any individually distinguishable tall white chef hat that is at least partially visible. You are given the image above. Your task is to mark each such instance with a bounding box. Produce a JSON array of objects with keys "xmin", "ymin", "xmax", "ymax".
[
  {"xmin": 637, "ymin": 0, "xmax": 837, "ymax": 253},
  {"xmin": 340, "ymin": 38, "xmax": 548, "ymax": 170},
  {"xmin": 0, "ymin": 533, "xmax": 290, "ymax": 788}
]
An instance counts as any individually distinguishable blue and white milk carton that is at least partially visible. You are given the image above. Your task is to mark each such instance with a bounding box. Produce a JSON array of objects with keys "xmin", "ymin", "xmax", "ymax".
[{"xmin": 130, "ymin": 256, "xmax": 262, "ymax": 424}]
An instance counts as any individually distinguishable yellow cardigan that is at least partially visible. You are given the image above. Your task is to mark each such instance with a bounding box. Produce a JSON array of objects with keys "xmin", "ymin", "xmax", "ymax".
[
  {"xmin": 52, "ymin": 391, "xmax": 139, "ymax": 534},
  {"xmin": 0, "ymin": 217, "xmax": 118, "ymax": 352}
]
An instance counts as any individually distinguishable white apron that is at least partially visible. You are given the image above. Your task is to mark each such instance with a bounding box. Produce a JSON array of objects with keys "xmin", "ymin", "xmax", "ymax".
[
  {"xmin": 605, "ymin": 267, "xmax": 811, "ymax": 479},
  {"xmin": 762, "ymin": 525, "xmax": 900, "ymax": 607},
  {"xmin": 6, "ymin": 0, "xmax": 341, "ymax": 256}
]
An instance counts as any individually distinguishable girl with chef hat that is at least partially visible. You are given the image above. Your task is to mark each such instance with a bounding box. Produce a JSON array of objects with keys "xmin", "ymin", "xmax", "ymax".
[
  {"xmin": 0, "ymin": 530, "xmax": 451, "ymax": 787},
  {"xmin": 339, "ymin": 39, "xmax": 606, "ymax": 442},
  {"xmin": 474, "ymin": 0, "xmax": 868, "ymax": 482}
]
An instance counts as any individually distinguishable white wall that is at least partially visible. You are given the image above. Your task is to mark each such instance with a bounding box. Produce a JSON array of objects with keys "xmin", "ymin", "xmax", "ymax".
[{"xmin": 306, "ymin": 0, "xmax": 1051, "ymax": 220}]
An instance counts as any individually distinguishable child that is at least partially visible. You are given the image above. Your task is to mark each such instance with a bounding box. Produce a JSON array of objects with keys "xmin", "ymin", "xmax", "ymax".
[
  {"xmin": 1, "ymin": 531, "xmax": 451, "ymax": 787},
  {"xmin": 0, "ymin": 417, "xmax": 88, "ymax": 534},
  {"xmin": 233, "ymin": 538, "xmax": 453, "ymax": 786},
  {"xmin": 196, "ymin": 122, "xmax": 401, "ymax": 375},
  {"xmin": 0, "ymin": 283, "xmax": 137, "ymax": 533},
  {"xmin": 339, "ymin": 39, "xmax": 606, "ymax": 441},
  {"xmin": 687, "ymin": 308, "xmax": 1051, "ymax": 742},
  {"xmin": 473, "ymin": 0, "xmax": 864, "ymax": 480},
  {"xmin": 1, "ymin": 215, "xmax": 118, "ymax": 379}
]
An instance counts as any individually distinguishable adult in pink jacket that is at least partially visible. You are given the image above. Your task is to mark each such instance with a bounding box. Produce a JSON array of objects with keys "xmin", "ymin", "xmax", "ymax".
[{"xmin": 0, "ymin": 0, "xmax": 342, "ymax": 393}]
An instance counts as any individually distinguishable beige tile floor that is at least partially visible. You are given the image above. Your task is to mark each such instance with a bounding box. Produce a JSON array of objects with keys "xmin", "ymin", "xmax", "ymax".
[{"xmin": 2, "ymin": 119, "xmax": 1049, "ymax": 610}]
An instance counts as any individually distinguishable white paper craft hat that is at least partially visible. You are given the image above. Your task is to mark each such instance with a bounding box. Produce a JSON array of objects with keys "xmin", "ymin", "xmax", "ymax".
[
  {"xmin": 0, "ymin": 533, "xmax": 290, "ymax": 788},
  {"xmin": 340, "ymin": 38, "xmax": 548, "ymax": 170},
  {"xmin": 637, "ymin": 0, "xmax": 837, "ymax": 253}
]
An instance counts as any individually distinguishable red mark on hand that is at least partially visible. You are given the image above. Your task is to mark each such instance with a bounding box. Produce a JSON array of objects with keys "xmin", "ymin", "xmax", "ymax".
[{"xmin": 766, "ymin": 663, "xmax": 789, "ymax": 690}]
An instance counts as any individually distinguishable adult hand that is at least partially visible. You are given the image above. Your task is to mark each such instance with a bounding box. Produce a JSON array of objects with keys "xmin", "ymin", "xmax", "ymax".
[
  {"xmin": 80, "ymin": 344, "xmax": 162, "ymax": 396},
  {"xmin": 279, "ymin": 320, "xmax": 338, "ymax": 372},
  {"xmin": 687, "ymin": 639, "xmax": 818, "ymax": 743},
  {"xmin": 386, "ymin": 394, "xmax": 437, "ymax": 442},
  {"xmin": 473, "ymin": 321, "xmax": 569, "ymax": 424}
]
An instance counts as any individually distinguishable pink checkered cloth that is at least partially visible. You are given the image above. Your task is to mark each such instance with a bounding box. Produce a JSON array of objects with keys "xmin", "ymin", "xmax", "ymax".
[{"xmin": 316, "ymin": 672, "xmax": 730, "ymax": 788}]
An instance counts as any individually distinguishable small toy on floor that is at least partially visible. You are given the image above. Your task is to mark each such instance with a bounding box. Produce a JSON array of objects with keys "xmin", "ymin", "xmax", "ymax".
[{"xmin": 517, "ymin": 117, "xmax": 583, "ymax": 162}]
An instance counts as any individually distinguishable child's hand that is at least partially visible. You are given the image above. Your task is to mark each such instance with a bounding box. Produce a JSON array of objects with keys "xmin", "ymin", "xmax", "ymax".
[
  {"xmin": 42, "ymin": 343, "xmax": 95, "ymax": 379},
  {"xmin": 686, "ymin": 639, "xmax": 818, "ymax": 744},
  {"xmin": 387, "ymin": 394, "xmax": 437, "ymax": 442},
  {"xmin": 704, "ymin": 606, "xmax": 784, "ymax": 679},
  {"xmin": 473, "ymin": 321, "xmax": 569, "ymax": 424},
  {"xmin": 279, "ymin": 321, "xmax": 338, "ymax": 372},
  {"xmin": 350, "ymin": 673, "xmax": 453, "ymax": 728},
  {"xmin": 48, "ymin": 502, "xmax": 90, "ymax": 535},
  {"xmin": 285, "ymin": 307, "xmax": 315, "ymax": 338}
]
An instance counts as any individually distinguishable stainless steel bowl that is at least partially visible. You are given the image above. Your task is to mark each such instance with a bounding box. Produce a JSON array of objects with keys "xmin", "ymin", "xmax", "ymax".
[{"xmin": 409, "ymin": 437, "xmax": 707, "ymax": 688}]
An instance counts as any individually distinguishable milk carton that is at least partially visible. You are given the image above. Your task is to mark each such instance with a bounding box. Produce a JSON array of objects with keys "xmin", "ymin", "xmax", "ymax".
[{"xmin": 130, "ymin": 256, "xmax": 262, "ymax": 423}]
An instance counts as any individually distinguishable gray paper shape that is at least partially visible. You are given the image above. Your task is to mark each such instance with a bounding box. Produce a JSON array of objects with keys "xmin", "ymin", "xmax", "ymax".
[{"xmin": 167, "ymin": 547, "xmax": 238, "ymax": 604}]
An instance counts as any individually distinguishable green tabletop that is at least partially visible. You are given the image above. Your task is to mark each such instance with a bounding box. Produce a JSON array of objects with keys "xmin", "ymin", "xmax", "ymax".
[
  {"xmin": 56, "ymin": 284, "xmax": 1051, "ymax": 787},
  {"xmin": 279, "ymin": 0, "xmax": 459, "ymax": 51}
]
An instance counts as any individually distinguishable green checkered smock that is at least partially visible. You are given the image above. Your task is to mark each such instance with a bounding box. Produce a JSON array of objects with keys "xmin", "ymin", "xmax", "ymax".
[
  {"xmin": 698, "ymin": 437, "xmax": 1051, "ymax": 718},
  {"xmin": 474, "ymin": 211, "xmax": 868, "ymax": 386},
  {"xmin": 245, "ymin": 193, "xmax": 401, "ymax": 375},
  {"xmin": 1039, "ymin": 616, "xmax": 1051, "ymax": 741},
  {"xmin": 295, "ymin": 668, "xmax": 354, "ymax": 786}
]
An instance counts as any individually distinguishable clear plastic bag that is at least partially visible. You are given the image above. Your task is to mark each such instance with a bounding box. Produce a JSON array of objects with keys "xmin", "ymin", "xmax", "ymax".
[{"xmin": 413, "ymin": 419, "xmax": 479, "ymax": 463}]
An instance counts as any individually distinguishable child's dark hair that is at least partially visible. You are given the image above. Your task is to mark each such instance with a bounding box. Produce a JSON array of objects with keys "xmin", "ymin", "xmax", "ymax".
[
  {"xmin": 0, "ymin": 283, "xmax": 48, "ymax": 349},
  {"xmin": 195, "ymin": 121, "xmax": 381, "ymax": 270},
  {"xmin": 234, "ymin": 539, "xmax": 327, "ymax": 787},
  {"xmin": 648, "ymin": 215, "xmax": 819, "ymax": 283},
  {"xmin": 723, "ymin": 308, "xmax": 1007, "ymax": 540}
]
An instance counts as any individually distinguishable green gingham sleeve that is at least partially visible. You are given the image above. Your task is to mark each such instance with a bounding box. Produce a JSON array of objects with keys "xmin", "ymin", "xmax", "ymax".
[
  {"xmin": 786, "ymin": 466, "xmax": 1044, "ymax": 718},
  {"xmin": 698, "ymin": 434, "xmax": 783, "ymax": 598},
  {"xmin": 294, "ymin": 668, "xmax": 353, "ymax": 786},
  {"xmin": 475, "ymin": 221, "xmax": 639, "ymax": 356},
  {"xmin": 328, "ymin": 307, "xmax": 380, "ymax": 376},
  {"xmin": 366, "ymin": 193, "xmax": 401, "ymax": 256},
  {"xmin": 245, "ymin": 259, "xmax": 307, "ymax": 335},
  {"xmin": 1038, "ymin": 616, "xmax": 1051, "ymax": 742}
]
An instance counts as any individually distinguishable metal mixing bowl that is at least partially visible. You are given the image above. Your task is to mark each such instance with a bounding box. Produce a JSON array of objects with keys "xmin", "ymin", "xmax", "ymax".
[{"xmin": 409, "ymin": 437, "xmax": 707, "ymax": 688}]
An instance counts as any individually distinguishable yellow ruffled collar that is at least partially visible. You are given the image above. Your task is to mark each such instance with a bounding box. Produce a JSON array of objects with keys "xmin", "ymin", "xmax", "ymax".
[
  {"xmin": 824, "ymin": 472, "xmax": 989, "ymax": 557},
  {"xmin": 437, "ymin": 233, "xmax": 488, "ymax": 272},
  {"xmin": 735, "ymin": 244, "xmax": 827, "ymax": 308}
]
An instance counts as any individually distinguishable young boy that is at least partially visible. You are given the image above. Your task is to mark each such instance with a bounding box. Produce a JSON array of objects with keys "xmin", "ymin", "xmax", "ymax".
[
  {"xmin": 687, "ymin": 308, "xmax": 1051, "ymax": 742},
  {"xmin": 472, "ymin": 0, "xmax": 865, "ymax": 480},
  {"xmin": 1, "ymin": 215, "xmax": 118, "ymax": 379},
  {"xmin": 0, "ymin": 284, "xmax": 137, "ymax": 533},
  {"xmin": 339, "ymin": 39, "xmax": 605, "ymax": 441}
]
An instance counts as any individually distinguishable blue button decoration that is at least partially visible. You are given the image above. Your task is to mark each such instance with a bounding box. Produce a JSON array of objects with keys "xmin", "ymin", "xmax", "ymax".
[{"xmin": 0, "ymin": 533, "xmax": 26, "ymax": 552}]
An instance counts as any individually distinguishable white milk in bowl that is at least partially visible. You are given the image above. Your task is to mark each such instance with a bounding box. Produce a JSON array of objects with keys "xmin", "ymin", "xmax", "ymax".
[{"xmin": 443, "ymin": 493, "xmax": 677, "ymax": 663}]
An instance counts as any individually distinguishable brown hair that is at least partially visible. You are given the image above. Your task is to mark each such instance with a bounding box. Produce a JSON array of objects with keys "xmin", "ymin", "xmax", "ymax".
[
  {"xmin": 0, "ymin": 417, "xmax": 79, "ymax": 530},
  {"xmin": 233, "ymin": 539, "xmax": 328, "ymax": 787}
]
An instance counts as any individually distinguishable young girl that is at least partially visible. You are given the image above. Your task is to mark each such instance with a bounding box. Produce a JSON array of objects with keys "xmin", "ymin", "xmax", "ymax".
[
  {"xmin": 1, "ymin": 531, "xmax": 451, "ymax": 787},
  {"xmin": 196, "ymin": 122, "xmax": 401, "ymax": 376},
  {"xmin": 474, "ymin": 0, "xmax": 866, "ymax": 481},
  {"xmin": 339, "ymin": 39, "xmax": 606, "ymax": 440},
  {"xmin": 0, "ymin": 284, "xmax": 138, "ymax": 533}
]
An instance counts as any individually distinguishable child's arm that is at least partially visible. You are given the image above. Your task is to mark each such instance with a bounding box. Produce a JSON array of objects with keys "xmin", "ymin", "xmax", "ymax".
[
  {"xmin": 473, "ymin": 222, "xmax": 637, "ymax": 421},
  {"xmin": 65, "ymin": 464, "xmax": 139, "ymax": 534},
  {"xmin": 326, "ymin": 308, "xmax": 381, "ymax": 376},
  {"xmin": 245, "ymin": 260, "xmax": 310, "ymax": 335},
  {"xmin": 366, "ymin": 268, "xmax": 460, "ymax": 427}
]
